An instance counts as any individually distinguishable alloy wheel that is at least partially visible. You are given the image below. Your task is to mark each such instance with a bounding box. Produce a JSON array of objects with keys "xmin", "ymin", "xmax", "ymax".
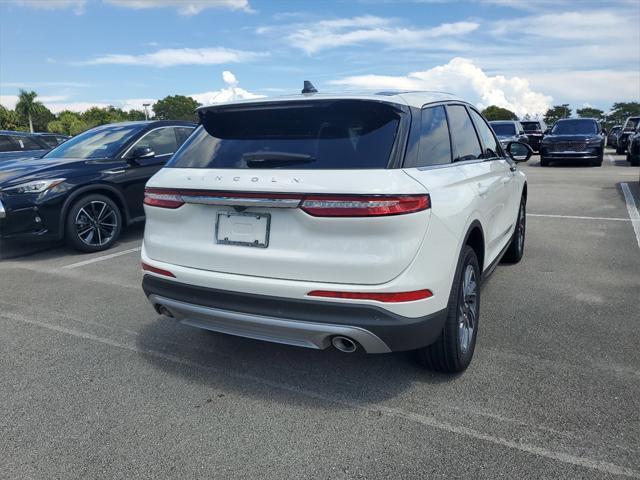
[
  {"xmin": 74, "ymin": 200, "xmax": 118, "ymax": 247},
  {"xmin": 458, "ymin": 264, "xmax": 478, "ymax": 354}
]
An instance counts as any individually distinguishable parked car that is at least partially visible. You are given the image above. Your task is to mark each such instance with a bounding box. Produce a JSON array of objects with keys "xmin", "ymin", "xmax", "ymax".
[
  {"xmin": 617, "ymin": 117, "xmax": 640, "ymax": 154},
  {"xmin": 0, "ymin": 120, "xmax": 196, "ymax": 252},
  {"xmin": 626, "ymin": 128, "xmax": 640, "ymax": 166},
  {"xmin": 0, "ymin": 130, "xmax": 51, "ymax": 162},
  {"xmin": 140, "ymin": 90, "xmax": 532, "ymax": 373},
  {"xmin": 520, "ymin": 119, "xmax": 547, "ymax": 152},
  {"xmin": 539, "ymin": 118, "xmax": 605, "ymax": 166},
  {"xmin": 35, "ymin": 132, "xmax": 70, "ymax": 148},
  {"xmin": 489, "ymin": 120, "xmax": 529, "ymax": 149},
  {"xmin": 607, "ymin": 125, "xmax": 622, "ymax": 148}
]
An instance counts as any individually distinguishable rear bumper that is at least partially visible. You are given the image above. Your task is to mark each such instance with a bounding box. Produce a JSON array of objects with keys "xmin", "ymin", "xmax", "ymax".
[{"xmin": 142, "ymin": 275, "xmax": 447, "ymax": 353}]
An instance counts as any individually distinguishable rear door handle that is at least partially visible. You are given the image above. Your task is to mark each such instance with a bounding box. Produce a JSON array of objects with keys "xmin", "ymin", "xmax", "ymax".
[{"xmin": 104, "ymin": 169, "xmax": 126, "ymax": 175}]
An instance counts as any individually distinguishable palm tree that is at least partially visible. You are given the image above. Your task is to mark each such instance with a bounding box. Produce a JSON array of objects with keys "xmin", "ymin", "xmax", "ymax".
[{"xmin": 15, "ymin": 90, "xmax": 41, "ymax": 133}]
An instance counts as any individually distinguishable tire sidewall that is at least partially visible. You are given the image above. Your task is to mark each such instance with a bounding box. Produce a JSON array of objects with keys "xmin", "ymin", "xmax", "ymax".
[
  {"xmin": 445, "ymin": 246, "xmax": 481, "ymax": 370},
  {"xmin": 65, "ymin": 194, "xmax": 122, "ymax": 252}
]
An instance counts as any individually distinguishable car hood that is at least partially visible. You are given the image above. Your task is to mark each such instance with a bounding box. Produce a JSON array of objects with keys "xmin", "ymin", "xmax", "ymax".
[
  {"xmin": 0, "ymin": 157, "xmax": 104, "ymax": 188},
  {"xmin": 543, "ymin": 134, "xmax": 600, "ymax": 143}
]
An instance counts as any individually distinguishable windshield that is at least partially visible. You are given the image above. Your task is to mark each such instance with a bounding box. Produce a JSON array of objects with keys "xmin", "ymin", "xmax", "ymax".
[
  {"xmin": 44, "ymin": 123, "xmax": 142, "ymax": 159},
  {"xmin": 168, "ymin": 100, "xmax": 403, "ymax": 170},
  {"xmin": 623, "ymin": 118, "xmax": 639, "ymax": 131},
  {"xmin": 490, "ymin": 123, "xmax": 516, "ymax": 136},
  {"xmin": 521, "ymin": 122, "xmax": 541, "ymax": 132},
  {"xmin": 551, "ymin": 120, "xmax": 597, "ymax": 135}
]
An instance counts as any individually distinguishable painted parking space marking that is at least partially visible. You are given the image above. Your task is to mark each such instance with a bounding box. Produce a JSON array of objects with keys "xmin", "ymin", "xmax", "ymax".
[
  {"xmin": 62, "ymin": 246, "xmax": 142, "ymax": 269},
  {"xmin": 528, "ymin": 213, "xmax": 630, "ymax": 222},
  {"xmin": 621, "ymin": 183, "xmax": 640, "ymax": 249},
  {"xmin": 607, "ymin": 154, "xmax": 616, "ymax": 165}
]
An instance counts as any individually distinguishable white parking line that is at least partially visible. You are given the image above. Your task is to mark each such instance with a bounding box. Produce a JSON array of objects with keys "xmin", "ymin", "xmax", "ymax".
[
  {"xmin": 62, "ymin": 246, "xmax": 142, "ymax": 269},
  {"xmin": 607, "ymin": 154, "xmax": 616, "ymax": 165},
  {"xmin": 621, "ymin": 183, "xmax": 640, "ymax": 249},
  {"xmin": 2, "ymin": 310, "xmax": 639, "ymax": 479},
  {"xmin": 528, "ymin": 213, "xmax": 630, "ymax": 222}
]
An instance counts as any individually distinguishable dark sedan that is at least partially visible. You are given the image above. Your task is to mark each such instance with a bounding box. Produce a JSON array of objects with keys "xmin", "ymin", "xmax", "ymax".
[
  {"xmin": 627, "ymin": 127, "xmax": 640, "ymax": 166},
  {"xmin": 520, "ymin": 119, "xmax": 547, "ymax": 152},
  {"xmin": 607, "ymin": 125, "xmax": 622, "ymax": 148},
  {"xmin": 616, "ymin": 116, "xmax": 640, "ymax": 154},
  {"xmin": 0, "ymin": 130, "xmax": 51, "ymax": 162},
  {"xmin": 540, "ymin": 118, "xmax": 604, "ymax": 167},
  {"xmin": 0, "ymin": 120, "xmax": 195, "ymax": 252}
]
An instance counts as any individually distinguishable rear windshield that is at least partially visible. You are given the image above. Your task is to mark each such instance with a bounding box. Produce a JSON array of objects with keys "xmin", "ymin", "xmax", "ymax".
[
  {"xmin": 490, "ymin": 123, "xmax": 516, "ymax": 136},
  {"xmin": 167, "ymin": 100, "xmax": 404, "ymax": 169},
  {"xmin": 521, "ymin": 121, "xmax": 541, "ymax": 132},
  {"xmin": 551, "ymin": 120, "xmax": 598, "ymax": 135}
]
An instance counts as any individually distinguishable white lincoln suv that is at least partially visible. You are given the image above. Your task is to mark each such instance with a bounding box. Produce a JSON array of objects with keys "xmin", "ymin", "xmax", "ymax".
[{"xmin": 141, "ymin": 90, "xmax": 531, "ymax": 373}]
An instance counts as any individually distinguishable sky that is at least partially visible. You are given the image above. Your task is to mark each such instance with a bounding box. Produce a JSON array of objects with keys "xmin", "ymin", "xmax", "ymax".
[{"xmin": 0, "ymin": 0, "xmax": 639, "ymax": 118}]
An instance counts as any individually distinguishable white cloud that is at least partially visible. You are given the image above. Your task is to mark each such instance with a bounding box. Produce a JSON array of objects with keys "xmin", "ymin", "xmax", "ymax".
[
  {"xmin": 6, "ymin": 0, "xmax": 85, "ymax": 14},
  {"xmin": 330, "ymin": 57, "xmax": 552, "ymax": 117},
  {"xmin": 103, "ymin": 0, "xmax": 253, "ymax": 15},
  {"xmin": 268, "ymin": 15, "xmax": 479, "ymax": 54},
  {"xmin": 222, "ymin": 70, "xmax": 238, "ymax": 86},
  {"xmin": 0, "ymin": 95, "xmax": 19, "ymax": 110},
  {"xmin": 190, "ymin": 71, "xmax": 264, "ymax": 105},
  {"xmin": 80, "ymin": 47, "xmax": 265, "ymax": 67}
]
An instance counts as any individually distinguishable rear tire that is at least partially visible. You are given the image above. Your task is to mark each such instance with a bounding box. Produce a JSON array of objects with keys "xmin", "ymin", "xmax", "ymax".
[
  {"xmin": 417, "ymin": 246, "xmax": 480, "ymax": 373},
  {"xmin": 502, "ymin": 197, "xmax": 526, "ymax": 263},
  {"xmin": 631, "ymin": 155, "xmax": 640, "ymax": 167},
  {"xmin": 540, "ymin": 157, "xmax": 549, "ymax": 167},
  {"xmin": 65, "ymin": 194, "xmax": 122, "ymax": 253}
]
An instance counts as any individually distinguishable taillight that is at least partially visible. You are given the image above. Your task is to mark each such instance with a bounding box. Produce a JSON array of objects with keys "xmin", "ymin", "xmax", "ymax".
[
  {"xmin": 141, "ymin": 261, "xmax": 175, "ymax": 278},
  {"xmin": 300, "ymin": 195, "xmax": 430, "ymax": 217},
  {"xmin": 144, "ymin": 189, "xmax": 184, "ymax": 209},
  {"xmin": 308, "ymin": 289, "xmax": 433, "ymax": 302}
]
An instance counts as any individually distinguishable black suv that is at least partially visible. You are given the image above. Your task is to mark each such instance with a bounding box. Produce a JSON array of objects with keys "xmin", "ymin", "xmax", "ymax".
[
  {"xmin": 617, "ymin": 116, "xmax": 640, "ymax": 154},
  {"xmin": 540, "ymin": 118, "xmax": 604, "ymax": 166},
  {"xmin": 0, "ymin": 120, "xmax": 195, "ymax": 252},
  {"xmin": 520, "ymin": 120, "xmax": 547, "ymax": 152},
  {"xmin": 0, "ymin": 130, "xmax": 51, "ymax": 162}
]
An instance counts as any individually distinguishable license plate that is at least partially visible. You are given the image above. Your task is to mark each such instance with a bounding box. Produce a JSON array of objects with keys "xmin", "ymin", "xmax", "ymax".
[{"xmin": 216, "ymin": 212, "xmax": 270, "ymax": 248}]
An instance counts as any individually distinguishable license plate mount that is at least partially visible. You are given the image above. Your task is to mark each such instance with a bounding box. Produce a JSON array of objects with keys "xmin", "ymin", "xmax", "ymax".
[{"xmin": 215, "ymin": 212, "xmax": 270, "ymax": 248}]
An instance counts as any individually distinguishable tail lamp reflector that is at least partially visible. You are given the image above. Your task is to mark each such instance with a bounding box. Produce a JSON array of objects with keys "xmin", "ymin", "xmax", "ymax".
[
  {"xmin": 308, "ymin": 289, "xmax": 433, "ymax": 303},
  {"xmin": 141, "ymin": 261, "xmax": 175, "ymax": 278}
]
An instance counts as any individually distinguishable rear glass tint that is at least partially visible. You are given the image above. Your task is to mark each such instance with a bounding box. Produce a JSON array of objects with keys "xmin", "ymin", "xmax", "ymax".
[
  {"xmin": 167, "ymin": 100, "xmax": 404, "ymax": 169},
  {"xmin": 491, "ymin": 123, "xmax": 516, "ymax": 136}
]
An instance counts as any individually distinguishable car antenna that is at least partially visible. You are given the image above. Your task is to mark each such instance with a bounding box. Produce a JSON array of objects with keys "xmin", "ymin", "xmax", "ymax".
[{"xmin": 301, "ymin": 80, "xmax": 318, "ymax": 95}]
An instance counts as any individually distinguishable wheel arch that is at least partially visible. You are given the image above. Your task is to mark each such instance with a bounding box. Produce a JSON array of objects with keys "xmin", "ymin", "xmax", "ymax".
[
  {"xmin": 58, "ymin": 184, "xmax": 130, "ymax": 238},
  {"xmin": 462, "ymin": 220, "xmax": 485, "ymax": 273}
]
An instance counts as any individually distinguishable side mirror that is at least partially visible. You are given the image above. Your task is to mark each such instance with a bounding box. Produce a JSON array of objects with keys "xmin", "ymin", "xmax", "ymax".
[
  {"xmin": 129, "ymin": 146, "xmax": 155, "ymax": 160},
  {"xmin": 506, "ymin": 141, "xmax": 533, "ymax": 163}
]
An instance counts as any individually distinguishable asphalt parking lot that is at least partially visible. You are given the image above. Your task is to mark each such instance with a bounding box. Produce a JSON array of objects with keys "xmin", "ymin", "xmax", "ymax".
[{"xmin": 1, "ymin": 151, "xmax": 639, "ymax": 479}]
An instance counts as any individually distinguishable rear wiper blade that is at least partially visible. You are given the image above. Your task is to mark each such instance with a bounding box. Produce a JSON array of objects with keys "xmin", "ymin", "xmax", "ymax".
[{"xmin": 242, "ymin": 151, "xmax": 315, "ymax": 167}]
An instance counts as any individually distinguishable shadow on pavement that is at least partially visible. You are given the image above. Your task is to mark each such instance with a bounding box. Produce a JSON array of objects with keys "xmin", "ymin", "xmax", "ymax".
[{"xmin": 135, "ymin": 314, "xmax": 457, "ymax": 408}]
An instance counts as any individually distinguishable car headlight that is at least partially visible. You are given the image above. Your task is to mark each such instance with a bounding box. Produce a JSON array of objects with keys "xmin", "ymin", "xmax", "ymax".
[{"xmin": 3, "ymin": 178, "xmax": 66, "ymax": 194}]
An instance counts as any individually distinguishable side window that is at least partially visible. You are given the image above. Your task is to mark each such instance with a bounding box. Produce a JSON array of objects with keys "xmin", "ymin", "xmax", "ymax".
[
  {"xmin": 447, "ymin": 105, "xmax": 483, "ymax": 162},
  {"xmin": 0, "ymin": 135, "xmax": 16, "ymax": 152},
  {"xmin": 23, "ymin": 136, "xmax": 46, "ymax": 150},
  {"xmin": 132, "ymin": 127, "xmax": 178, "ymax": 157},
  {"xmin": 417, "ymin": 105, "xmax": 452, "ymax": 167},
  {"xmin": 176, "ymin": 127, "xmax": 195, "ymax": 145},
  {"xmin": 469, "ymin": 109, "xmax": 500, "ymax": 158}
]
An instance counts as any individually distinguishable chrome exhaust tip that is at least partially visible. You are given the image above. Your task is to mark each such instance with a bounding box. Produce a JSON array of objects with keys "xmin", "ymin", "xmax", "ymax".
[{"xmin": 332, "ymin": 336, "xmax": 357, "ymax": 353}]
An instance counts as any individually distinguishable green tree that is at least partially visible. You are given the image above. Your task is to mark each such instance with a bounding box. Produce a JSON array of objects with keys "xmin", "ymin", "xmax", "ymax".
[
  {"xmin": 30, "ymin": 104, "xmax": 56, "ymax": 132},
  {"xmin": 82, "ymin": 106, "xmax": 118, "ymax": 127},
  {"xmin": 153, "ymin": 95, "xmax": 200, "ymax": 121},
  {"xmin": 48, "ymin": 111, "xmax": 89, "ymax": 136},
  {"xmin": 576, "ymin": 107, "xmax": 604, "ymax": 121},
  {"xmin": 481, "ymin": 105, "xmax": 518, "ymax": 121},
  {"xmin": 544, "ymin": 104, "xmax": 572, "ymax": 125},
  {"xmin": 126, "ymin": 109, "xmax": 147, "ymax": 121},
  {"xmin": 608, "ymin": 102, "xmax": 640, "ymax": 126},
  {"xmin": 15, "ymin": 90, "xmax": 44, "ymax": 133},
  {"xmin": 0, "ymin": 105, "xmax": 21, "ymax": 130}
]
